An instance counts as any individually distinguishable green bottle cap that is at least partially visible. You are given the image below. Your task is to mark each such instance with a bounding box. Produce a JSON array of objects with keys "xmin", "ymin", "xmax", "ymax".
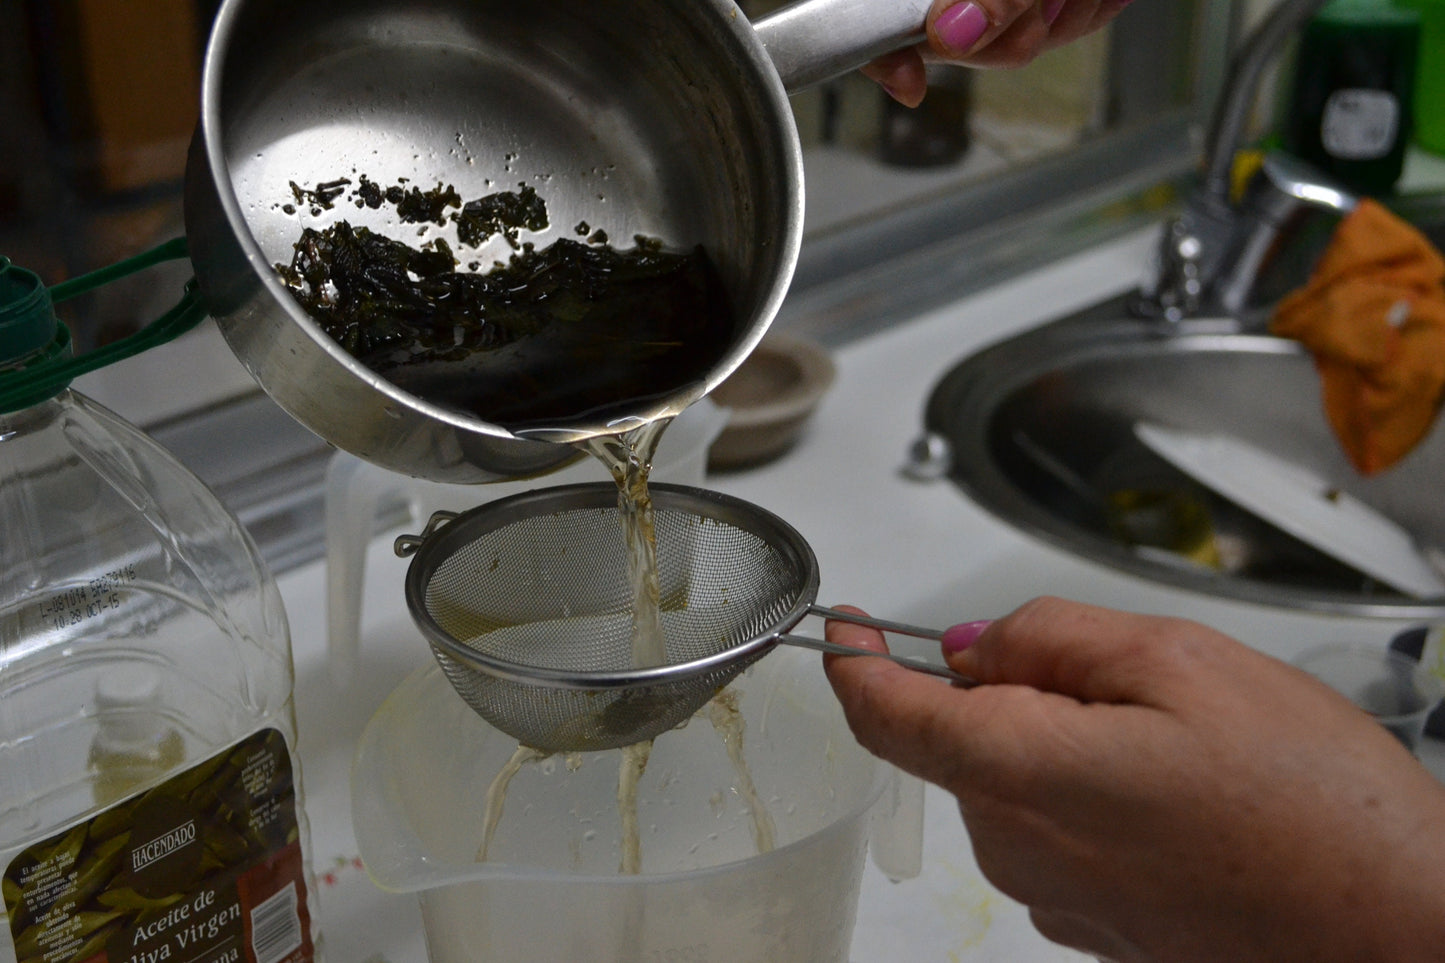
[
  {"xmin": 0, "ymin": 258, "xmax": 75, "ymax": 411},
  {"xmin": 0, "ymin": 240, "xmax": 201, "ymax": 413},
  {"xmin": 0, "ymin": 257, "xmax": 58, "ymax": 366}
]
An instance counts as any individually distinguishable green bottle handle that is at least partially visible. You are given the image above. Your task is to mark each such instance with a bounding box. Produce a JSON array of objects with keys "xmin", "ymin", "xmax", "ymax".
[{"xmin": 0, "ymin": 237, "xmax": 207, "ymax": 411}]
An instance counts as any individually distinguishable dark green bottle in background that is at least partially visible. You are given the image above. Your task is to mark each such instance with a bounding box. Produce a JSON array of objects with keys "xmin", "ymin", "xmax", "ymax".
[{"xmin": 1283, "ymin": 0, "xmax": 1421, "ymax": 195}]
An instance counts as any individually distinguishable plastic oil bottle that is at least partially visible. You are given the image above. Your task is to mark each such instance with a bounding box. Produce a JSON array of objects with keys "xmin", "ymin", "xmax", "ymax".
[{"xmin": 0, "ymin": 257, "xmax": 317, "ymax": 963}]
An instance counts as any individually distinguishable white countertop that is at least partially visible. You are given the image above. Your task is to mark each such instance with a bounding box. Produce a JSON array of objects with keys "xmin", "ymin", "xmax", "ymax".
[{"xmin": 242, "ymin": 225, "xmax": 1440, "ymax": 962}]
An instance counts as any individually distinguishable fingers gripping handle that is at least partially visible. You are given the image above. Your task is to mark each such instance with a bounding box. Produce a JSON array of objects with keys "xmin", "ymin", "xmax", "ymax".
[
  {"xmin": 778, "ymin": 633, "xmax": 975, "ymax": 683},
  {"xmin": 790, "ymin": 605, "xmax": 978, "ymax": 685},
  {"xmin": 805, "ymin": 604, "xmax": 934, "ymax": 880},
  {"xmin": 752, "ymin": 0, "xmax": 935, "ymax": 90}
]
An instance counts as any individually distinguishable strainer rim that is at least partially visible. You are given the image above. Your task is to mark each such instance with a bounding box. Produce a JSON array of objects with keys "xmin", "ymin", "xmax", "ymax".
[{"xmin": 399, "ymin": 481, "xmax": 821, "ymax": 690}]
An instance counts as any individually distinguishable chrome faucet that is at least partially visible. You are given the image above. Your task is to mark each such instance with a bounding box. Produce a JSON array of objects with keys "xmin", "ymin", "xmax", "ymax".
[{"xmin": 1135, "ymin": 0, "xmax": 1357, "ymax": 323}]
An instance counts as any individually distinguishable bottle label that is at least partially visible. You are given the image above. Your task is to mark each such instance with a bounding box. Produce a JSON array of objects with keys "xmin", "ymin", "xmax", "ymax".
[
  {"xmin": 1321, "ymin": 88, "xmax": 1400, "ymax": 160},
  {"xmin": 2, "ymin": 728, "xmax": 313, "ymax": 963}
]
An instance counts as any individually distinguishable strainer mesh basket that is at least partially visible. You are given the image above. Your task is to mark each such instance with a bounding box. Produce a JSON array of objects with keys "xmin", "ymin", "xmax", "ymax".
[{"xmin": 401, "ymin": 483, "xmax": 819, "ymax": 752}]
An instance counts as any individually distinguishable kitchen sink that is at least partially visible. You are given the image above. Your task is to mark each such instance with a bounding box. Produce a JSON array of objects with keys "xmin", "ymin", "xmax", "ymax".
[{"xmin": 918, "ymin": 191, "xmax": 1445, "ymax": 620}]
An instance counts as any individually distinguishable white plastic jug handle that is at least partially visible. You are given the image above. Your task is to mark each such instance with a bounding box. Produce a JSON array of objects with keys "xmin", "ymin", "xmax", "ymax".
[
  {"xmin": 325, "ymin": 452, "xmax": 403, "ymax": 687},
  {"xmin": 869, "ymin": 764, "xmax": 924, "ymax": 881}
]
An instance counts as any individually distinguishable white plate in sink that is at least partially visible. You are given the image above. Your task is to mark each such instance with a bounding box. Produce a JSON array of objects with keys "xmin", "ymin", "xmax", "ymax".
[{"xmin": 1134, "ymin": 421, "xmax": 1445, "ymax": 599}]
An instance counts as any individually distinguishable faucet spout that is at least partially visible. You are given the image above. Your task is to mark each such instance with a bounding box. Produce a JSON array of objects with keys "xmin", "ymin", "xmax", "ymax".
[
  {"xmin": 1200, "ymin": 0, "xmax": 1333, "ymax": 209},
  {"xmin": 1211, "ymin": 152, "xmax": 1359, "ymax": 317},
  {"xmin": 1136, "ymin": 0, "xmax": 1349, "ymax": 324}
]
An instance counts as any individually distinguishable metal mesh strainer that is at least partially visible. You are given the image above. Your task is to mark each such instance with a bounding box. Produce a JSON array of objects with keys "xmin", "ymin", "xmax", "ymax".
[{"xmin": 394, "ymin": 482, "xmax": 970, "ymax": 752}]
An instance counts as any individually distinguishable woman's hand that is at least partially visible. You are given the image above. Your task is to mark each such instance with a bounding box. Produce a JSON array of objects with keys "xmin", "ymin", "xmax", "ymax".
[
  {"xmin": 866, "ymin": 0, "xmax": 1134, "ymax": 106},
  {"xmin": 823, "ymin": 596, "xmax": 1445, "ymax": 962}
]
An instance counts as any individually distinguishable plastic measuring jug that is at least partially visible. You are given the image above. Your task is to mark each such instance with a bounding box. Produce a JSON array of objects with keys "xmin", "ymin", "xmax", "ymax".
[{"xmin": 351, "ymin": 645, "xmax": 922, "ymax": 963}]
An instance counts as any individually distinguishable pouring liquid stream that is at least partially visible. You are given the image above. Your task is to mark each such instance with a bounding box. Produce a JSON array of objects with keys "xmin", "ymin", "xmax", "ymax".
[
  {"xmin": 476, "ymin": 745, "xmax": 549, "ymax": 861},
  {"xmin": 475, "ymin": 418, "xmax": 777, "ymax": 874},
  {"xmin": 706, "ymin": 689, "xmax": 776, "ymax": 854},
  {"xmin": 579, "ymin": 419, "xmax": 670, "ymax": 669}
]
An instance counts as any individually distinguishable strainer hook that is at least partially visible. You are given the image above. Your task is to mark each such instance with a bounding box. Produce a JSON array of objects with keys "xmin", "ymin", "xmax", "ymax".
[{"xmin": 395, "ymin": 510, "xmax": 460, "ymax": 558}]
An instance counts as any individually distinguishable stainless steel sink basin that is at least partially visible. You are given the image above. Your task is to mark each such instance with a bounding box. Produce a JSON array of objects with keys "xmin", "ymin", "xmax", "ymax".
[
  {"xmin": 919, "ymin": 0, "xmax": 1445, "ymax": 621},
  {"xmin": 921, "ymin": 276, "xmax": 1445, "ymax": 620}
]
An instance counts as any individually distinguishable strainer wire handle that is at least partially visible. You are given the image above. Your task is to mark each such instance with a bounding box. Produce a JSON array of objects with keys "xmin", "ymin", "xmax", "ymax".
[
  {"xmin": 788, "ymin": 605, "xmax": 977, "ymax": 686},
  {"xmin": 808, "ymin": 605, "xmax": 948, "ymax": 641}
]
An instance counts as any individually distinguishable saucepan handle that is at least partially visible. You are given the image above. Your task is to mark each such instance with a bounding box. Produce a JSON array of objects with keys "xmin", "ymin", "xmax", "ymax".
[{"xmin": 752, "ymin": 0, "xmax": 935, "ymax": 91}]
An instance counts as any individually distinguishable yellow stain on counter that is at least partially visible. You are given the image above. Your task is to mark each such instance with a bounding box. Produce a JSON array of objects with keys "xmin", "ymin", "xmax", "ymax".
[{"xmin": 934, "ymin": 858, "xmax": 998, "ymax": 955}]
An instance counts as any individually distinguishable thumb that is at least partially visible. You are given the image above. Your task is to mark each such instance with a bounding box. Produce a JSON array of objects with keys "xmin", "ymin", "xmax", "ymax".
[
  {"xmin": 822, "ymin": 607, "xmax": 1014, "ymax": 789},
  {"xmin": 823, "ymin": 603, "xmax": 1171, "ymax": 797},
  {"xmin": 948, "ymin": 596, "xmax": 1237, "ymax": 709},
  {"xmin": 927, "ymin": 0, "xmax": 1051, "ymax": 65}
]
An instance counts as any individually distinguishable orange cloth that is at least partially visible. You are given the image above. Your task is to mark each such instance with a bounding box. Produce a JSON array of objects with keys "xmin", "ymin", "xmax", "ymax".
[{"xmin": 1270, "ymin": 198, "xmax": 1445, "ymax": 475}]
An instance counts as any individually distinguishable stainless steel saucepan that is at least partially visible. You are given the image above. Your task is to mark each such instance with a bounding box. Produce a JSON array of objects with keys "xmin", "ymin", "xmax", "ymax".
[{"xmin": 185, "ymin": 0, "xmax": 932, "ymax": 482}]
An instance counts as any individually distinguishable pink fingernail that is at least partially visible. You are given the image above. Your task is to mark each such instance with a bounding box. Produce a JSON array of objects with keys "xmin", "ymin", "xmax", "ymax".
[
  {"xmin": 942, "ymin": 620, "xmax": 992, "ymax": 653},
  {"xmin": 936, "ymin": 2, "xmax": 990, "ymax": 54},
  {"xmin": 1044, "ymin": 0, "xmax": 1065, "ymax": 24}
]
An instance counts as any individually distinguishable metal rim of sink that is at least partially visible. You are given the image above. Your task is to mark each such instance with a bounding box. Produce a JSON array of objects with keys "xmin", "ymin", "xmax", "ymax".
[{"xmin": 924, "ymin": 307, "xmax": 1445, "ymax": 621}]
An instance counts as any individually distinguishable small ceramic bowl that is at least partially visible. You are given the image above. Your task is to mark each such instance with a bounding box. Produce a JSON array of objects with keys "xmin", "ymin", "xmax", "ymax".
[{"xmin": 707, "ymin": 333, "xmax": 836, "ymax": 470}]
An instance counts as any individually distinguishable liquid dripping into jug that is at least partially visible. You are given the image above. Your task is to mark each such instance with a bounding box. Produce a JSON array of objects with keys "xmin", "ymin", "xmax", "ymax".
[
  {"xmin": 471, "ymin": 421, "xmax": 778, "ymax": 874},
  {"xmin": 616, "ymin": 740, "xmax": 653, "ymax": 875},
  {"xmin": 475, "ymin": 744, "xmax": 550, "ymax": 862},
  {"xmin": 475, "ymin": 692, "xmax": 777, "ymax": 877},
  {"xmin": 474, "ymin": 421, "xmax": 667, "ymax": 869},
  {"xmin": 707, "ymin": 689, "xmax": 776, "ymax": 855}
]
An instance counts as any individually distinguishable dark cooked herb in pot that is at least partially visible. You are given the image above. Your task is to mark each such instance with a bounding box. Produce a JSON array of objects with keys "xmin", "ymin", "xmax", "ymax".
[
  {"xmin": 454, "ymin": 184, "xmax": 549, "ymax": 248},
  {"xmin": 353, "ymin": 174, "xmax": 389, "ymax": 210},
  {"xmin": 273, "ymin": 183, "xmax": 735, "ymax": 432},
  {"xmin": 393, "ymin": 182, "xmax": 463, "ymax": 225},
  {"xmin": 274, "ymin": 222, "xmax": 463, "ymax": 357},
  {"xmin": 292, "ymin": 176, "xmax": 539, "ymax": 242},
  {"xmin": 289, "ymin": 177, "xmax": 351, "ymax": 211}
]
